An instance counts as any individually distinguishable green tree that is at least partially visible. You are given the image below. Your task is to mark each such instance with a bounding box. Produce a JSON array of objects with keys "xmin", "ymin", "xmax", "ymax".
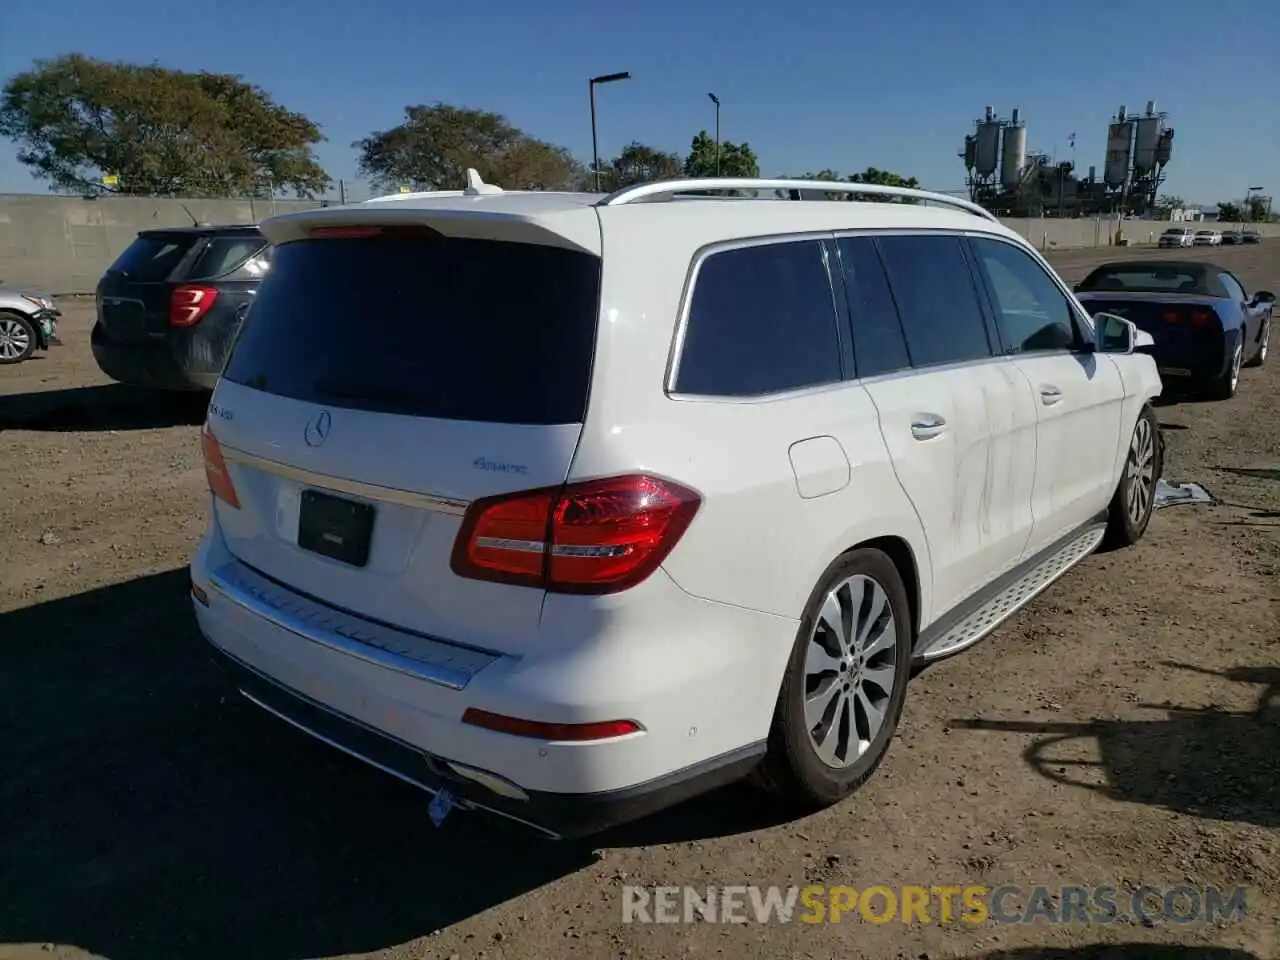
[
  {"xmin": 1246, "ymin": 196, "xmax": 1269, "ymax": 222},
  {"xmin": 1218, "ymin": 202, "xmax": 1243, "ymax": 222},
  {"xmin": 0, "ymin": 54, "xmax": 331, "ymax": 198},
  {"xmin": 356, "ymin": 104, "xmax": 583, "ymax": 192},
  {"xmin": 848, "ymin": 166, "xmax": 919, "ymax": 188},
  {"xmin": 684, "ymin": 130, "xmax": 759, "ymax": 178},
  {"xmin": 602, "ymin": 141, "xmax": 683, "ymax": 190},
  {"xmin": 1155, "ymin": 194, "xmax": 1185, "ymax": 211}
]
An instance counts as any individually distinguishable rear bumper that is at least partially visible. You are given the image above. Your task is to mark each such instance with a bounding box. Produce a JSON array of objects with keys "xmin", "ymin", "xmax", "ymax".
[
  {"xmin": 188, "ymin": 520, "xmax": 789, "ymax": 838},
  {"xmin": 91, "ymin": 321, "xmax": 215, "ymax": 391},
  {"xmin": 206, "ymin": 643, "xmax": 764, "ymax": 839}
]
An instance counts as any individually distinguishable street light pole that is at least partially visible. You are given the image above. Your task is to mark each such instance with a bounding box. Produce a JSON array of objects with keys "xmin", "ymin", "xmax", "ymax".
[
  {"xmin": 708, "ymin": 93, "xmax": 721, "ymax": 175},
  {"xmin": 589, "ymin": 71, "xmax": 631, "ymax": 192}
]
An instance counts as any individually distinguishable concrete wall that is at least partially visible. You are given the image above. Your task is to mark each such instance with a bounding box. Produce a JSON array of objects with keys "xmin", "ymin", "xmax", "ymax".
[
  {"xmin": 0, "ymin": 194, "xmax": 326, "ymax": 294},
  {"xmin": 3, "ymin": 194, "xmax": 1280, "ymax": 294}
]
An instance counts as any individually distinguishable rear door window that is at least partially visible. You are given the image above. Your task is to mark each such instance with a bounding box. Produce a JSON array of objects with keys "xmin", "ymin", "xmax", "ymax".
[
  {"xmin": 835, "ymin": 236, "xmax": 910, "ymax": 378},
  {"xmin": 186, "ymin": 235, "xmax": 266, "ymax": 280},
  {"xmin": 875, "ymin": 235, "xmax": 993, "ymax": 367},
  {"xmin": 221, "ymin": 228, "xmax": 602, "ymax": 425},
  {"xmin": 675, "ymin": 240, "xmax": 843, "ymax": 396},
  {"xmin": 107, "ymin": 234, "xmax": 199, "ymax": 282}
]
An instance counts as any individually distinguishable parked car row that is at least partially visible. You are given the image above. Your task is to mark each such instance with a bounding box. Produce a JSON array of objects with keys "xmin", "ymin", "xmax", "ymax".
[
  {"xmin": 188, "ymin": 174, "xmax": 1183, "ymax": 839},
  {"xmin": 1159, "ymin": 226, "xmax": 1264, "ymax": 248}
]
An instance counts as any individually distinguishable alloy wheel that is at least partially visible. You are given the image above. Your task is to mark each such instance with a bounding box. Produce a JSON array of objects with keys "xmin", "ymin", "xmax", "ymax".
[
  {"xmin": 804, "ymin": 574, "xmax": 899, "ymax": 769},
  {"xmin": 1126, "ymin": 417, "xmax": 1156, "ymax": 526},
  {"xmin": 0, "ymin": 317, "xmax": 31, "ymax": 360}
]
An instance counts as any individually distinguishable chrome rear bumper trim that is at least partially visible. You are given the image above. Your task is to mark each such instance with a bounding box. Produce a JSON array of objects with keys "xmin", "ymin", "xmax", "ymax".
[
  {"xmin": 205, "ymin": 559, "xmax": 499, "ymax": 690},
  {"xmin": 219, "ymin": 443, "xmax": 470, "ymax": 516}
]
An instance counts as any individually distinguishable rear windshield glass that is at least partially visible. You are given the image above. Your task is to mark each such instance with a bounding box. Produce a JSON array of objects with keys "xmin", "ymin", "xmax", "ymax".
[
  {"xmin": 186, "ymin": 235, "xmax": 265, "ymax": 280},
  {"xmin": 222, "ymin": 229, "xmax": 602, "ymax": 425},
  {"xmin": 1077, "ymin": 265, "xmax": 1218, "ymax": 296},
  {"xmin": 108, "ymin": 234, "xmax": 199, "ymax": 282}
]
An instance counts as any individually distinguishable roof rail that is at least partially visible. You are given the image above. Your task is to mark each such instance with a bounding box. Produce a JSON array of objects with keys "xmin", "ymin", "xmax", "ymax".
[{"xmin": 598, "ymin": 178, "xmax": 999, "ymax": 222}]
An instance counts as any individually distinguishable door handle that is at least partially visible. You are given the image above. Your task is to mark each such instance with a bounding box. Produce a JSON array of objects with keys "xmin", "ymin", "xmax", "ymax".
[
  {"xmin": 910, "ymin": 415, "xmax": 947, "ymax": 440},
  {"xmin": 1040, "ymin": 385, "xmax": 1063, "ymax": 405}
]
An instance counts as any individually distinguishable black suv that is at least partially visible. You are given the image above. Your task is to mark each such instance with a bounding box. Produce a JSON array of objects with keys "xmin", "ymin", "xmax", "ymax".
[{"xmin": 92, "ymin": 225, "xmax": 270, "ymax": 391}]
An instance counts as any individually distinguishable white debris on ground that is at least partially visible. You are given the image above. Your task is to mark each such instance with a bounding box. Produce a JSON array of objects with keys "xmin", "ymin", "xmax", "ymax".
[{"xmin": 1154, "ymin": 479, "xmax": 1216, "ymax": 509}]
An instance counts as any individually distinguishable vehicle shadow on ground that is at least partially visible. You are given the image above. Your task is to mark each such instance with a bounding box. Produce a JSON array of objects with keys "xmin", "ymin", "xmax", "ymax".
[
  {"xmin": 965, "ymin": 946, "xmax": 1261, "ymax": 960},
  {"xmin": 1215, "ymin": 465, "xmax": 1280, "ymax": 483},
  {"xmin": 0, "ymin": 383, "xmax": 207, "ymax": 432},
  {"xmin": 0, "ymin": 569, "xmax": 792, "ymax": 960},
  {"xmin": 948, "ymin": 663, "xmax": 1279, "ymax": 830}
]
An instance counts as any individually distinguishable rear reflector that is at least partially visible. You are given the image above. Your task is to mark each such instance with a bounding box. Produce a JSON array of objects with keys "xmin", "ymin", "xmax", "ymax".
[
  {"xmin": 450, "ymin": 474, "xmax": 701, "ymax": 594},
  {"xmin": 461, "ymin": 708, "xmax": 643, "ymax": 742},
  {"xmin": 201, "ymin": 424, "xmax": 241, "ymax": 509},
  {"xmin": 170, "ymin": 284, "xmax": 219, "ymax": 327}
]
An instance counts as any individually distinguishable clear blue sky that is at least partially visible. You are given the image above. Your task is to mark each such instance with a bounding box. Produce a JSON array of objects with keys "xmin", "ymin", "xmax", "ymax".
[{"xmin": 1, "ymin": 0, "xmax": 1276, "ymax": 204}]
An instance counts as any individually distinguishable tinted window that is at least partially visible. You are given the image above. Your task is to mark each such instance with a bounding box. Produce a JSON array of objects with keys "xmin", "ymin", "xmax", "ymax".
[
  {"xmin": 108, "ymin": 233, "xmax": 199, "ymax": 282},
  {"xmin": 187, "ymin": 236, "xmax": 266, "ymax": 280},
  {"xmin": 222, "ymin": 228, "xmax": 601, "ymax": 425},
  {"xmin": 836, "ymin": 237, "xmax": 910, "ymax": 377},
  {"xmin": 675, "ymin": 240, "xmax": 842, "ymax": 396},
  {"xmin": 971, "ymin": 238, "xmax": 1080, "ymax": 353},
  {"xmin": 1219, "ymin": 273, "xmax": 1246, "ymax": 302},
  {"xmin": 1078, "ymin": 265, "xmax": 1211, "ymax": 295},
  {"xmin": 875, "ymin": 235, "xmax": 992, "ymax": 367}
]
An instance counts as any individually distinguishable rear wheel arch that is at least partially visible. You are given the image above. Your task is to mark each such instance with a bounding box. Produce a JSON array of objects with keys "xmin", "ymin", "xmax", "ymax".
[{"xmin": 841, "ymin": 536, "xmax": 921, "ymax": 641}]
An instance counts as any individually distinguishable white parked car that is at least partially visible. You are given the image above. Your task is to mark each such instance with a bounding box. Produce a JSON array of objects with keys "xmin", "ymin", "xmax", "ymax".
[
  {"xmin": 1157, "ymin": 227, "xmax": 1194, "ymax": 249},
  {"xmin": 191, "ymin": 173, "xmax": 1164, "ymax": 838},
  {"xmin": 1193, "ymin": 229, "xmax": 1222, "ymax": 246}
]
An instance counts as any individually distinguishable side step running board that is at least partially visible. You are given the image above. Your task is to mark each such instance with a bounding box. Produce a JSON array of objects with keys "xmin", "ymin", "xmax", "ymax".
[{"xmin": 917, "ymin": 523, "xmax": 1107, "ymax": 662}]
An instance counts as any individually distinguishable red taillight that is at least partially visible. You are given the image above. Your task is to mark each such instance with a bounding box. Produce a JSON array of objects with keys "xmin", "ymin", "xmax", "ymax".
[
  {"xmin": 460, "ymin": 708, "xmax": 642, "ymax": 741},
  {"xmin": 450, "ymin": 474, "xmax": 701, "ymax": 594},
  {"xmin": 1161, "ymin": 307, "xmax": 1217, "ymax": 328},
  {"xmin": 201, "ymin": 423, "xmax": 240, "ymax": 509},
  {"xmin": 170, "ymin": 284, "xmax": 219, "ymax": 327}
]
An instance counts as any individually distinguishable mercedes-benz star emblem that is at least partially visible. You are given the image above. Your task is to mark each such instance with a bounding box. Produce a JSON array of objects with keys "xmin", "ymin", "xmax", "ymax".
[{"xmin": 304, "ymin": 410, "xmax": 332, "ymax": 447}]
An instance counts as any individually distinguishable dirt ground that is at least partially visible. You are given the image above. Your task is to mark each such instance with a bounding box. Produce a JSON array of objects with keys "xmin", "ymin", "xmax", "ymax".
[{"xmin": 0, "ymin": 244, "xmax": 1276, "ymax": 960}]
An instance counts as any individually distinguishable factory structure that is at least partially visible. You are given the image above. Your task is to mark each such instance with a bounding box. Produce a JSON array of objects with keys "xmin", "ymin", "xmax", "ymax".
[{"xmin": 960, "ymin": 101, "xmax": 1174, "ymax": 218}]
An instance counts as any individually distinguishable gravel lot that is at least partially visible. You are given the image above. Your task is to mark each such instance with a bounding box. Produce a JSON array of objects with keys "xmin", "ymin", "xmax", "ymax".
[{"xmin": 0, "ymin": 245, "xmax": 1276, "ymax": 960}]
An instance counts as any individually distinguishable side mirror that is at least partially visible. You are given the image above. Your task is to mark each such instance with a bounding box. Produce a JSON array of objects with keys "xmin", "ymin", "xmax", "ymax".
[
  {"xmin": 1253, "ymin": 290, "xmax": 1275, "ymax": 305},
  {"xmin": 1094, "ymin": 312, "xmax": 1136, "ymax": 354},
  {"xmin": 1072, "ymin": 284, "xmax": 1082, "ymax": 293}
]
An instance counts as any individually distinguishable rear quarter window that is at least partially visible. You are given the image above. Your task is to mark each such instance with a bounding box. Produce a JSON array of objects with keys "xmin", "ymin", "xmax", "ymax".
[
  {"xmin": 674, "ymin": 240, "xmax": 843, "ymax": 396},
  {"xmin": 222, "ymin": 229, "xmax": 602, "ymax": 425},
  {"xmin": 186, "ymin": 236, "xmax": 267, "ymax": 280}
]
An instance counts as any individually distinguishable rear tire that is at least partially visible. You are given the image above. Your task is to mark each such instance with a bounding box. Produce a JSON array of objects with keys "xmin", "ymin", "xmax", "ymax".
[
  {"xmin": 0, "ymin": 311, "xmax": 36, "ymax": 365},
  {"xmin": 1244, "ymin": 316, "xmax": 1270, "ymax": 368},
  {"xmin": 1102, "ymin": 404, "xmax": 1162, "ymax": 550},
  {"xmin": 1205, "ymin": 341, "xmax": 1243, "ymax": 400},
  {"xmin": 752, "ymin": 548, "xmax": 912, "ymax": 811}
]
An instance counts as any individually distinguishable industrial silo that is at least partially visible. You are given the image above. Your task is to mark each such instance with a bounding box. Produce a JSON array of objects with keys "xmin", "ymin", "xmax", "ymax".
[
  {"xmin": 975, "ymin": 106, "xmax": 1001, "ymax": 178},
  {"xmin": 963, "ymin": 134, "xmax": 977, "ymax": 171},
  {"xmin": 1000, "ymin": 108, "xmax": 1027, "ymax": 190},
  {"xmin": 1104, "ymin": 105, "xmax": 1134, "ymax": 188},
  {"xmin": 1133, "ymin": 100, "xmax": 1162, "ymax": 174}
]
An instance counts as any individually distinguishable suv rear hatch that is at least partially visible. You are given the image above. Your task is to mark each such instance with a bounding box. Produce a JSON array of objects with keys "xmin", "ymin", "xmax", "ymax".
[
  {"xmin": 97, "ymin": 229, "xmax": 265, "ymax": 342},
  {"xmin": 204, "ymin": 218, "xmax": 604, "ymax": 654}
]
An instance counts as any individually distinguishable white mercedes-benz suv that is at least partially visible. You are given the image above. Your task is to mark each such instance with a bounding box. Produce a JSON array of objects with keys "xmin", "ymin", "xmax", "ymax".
[{"xmin": 191, "ymin": 174, "xmax": 1163, "ymax": 839}]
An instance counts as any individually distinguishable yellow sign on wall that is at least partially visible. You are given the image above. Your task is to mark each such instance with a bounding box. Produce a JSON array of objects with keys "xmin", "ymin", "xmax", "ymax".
[{"xmin": 102, "ymin": 174, "xmax": 119, "ymax": 186}]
